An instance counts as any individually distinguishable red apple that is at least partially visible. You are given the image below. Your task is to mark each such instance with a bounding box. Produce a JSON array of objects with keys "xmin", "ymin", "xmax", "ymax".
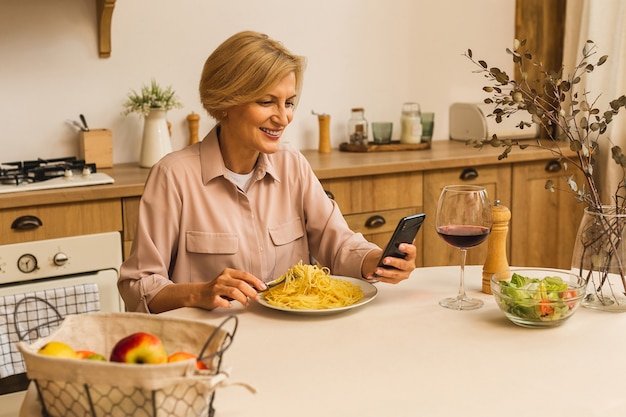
[
  {"xmin": 167, "ymin": 351, "xmax": 208, "ymax": 370},
  {"xmin": 109, "ymin": 332, "xmax": 167, "ymax": 364}
]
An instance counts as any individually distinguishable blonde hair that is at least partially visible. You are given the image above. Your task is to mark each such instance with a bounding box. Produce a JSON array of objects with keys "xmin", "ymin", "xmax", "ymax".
[{"xmin": 199, "ymin": 31, "xmax": 306, "ymax": 121}]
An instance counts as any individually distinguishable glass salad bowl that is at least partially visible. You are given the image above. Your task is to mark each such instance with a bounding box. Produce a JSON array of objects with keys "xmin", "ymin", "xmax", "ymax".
[{"xmin": 491, "ymin": 268, "xmax": 586, "ymax": 328}]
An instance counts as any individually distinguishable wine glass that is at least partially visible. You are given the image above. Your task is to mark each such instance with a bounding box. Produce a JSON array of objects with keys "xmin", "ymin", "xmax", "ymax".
[{"xmin": 435, "ymin": 185, "xmax": 492, "ymax": 310}]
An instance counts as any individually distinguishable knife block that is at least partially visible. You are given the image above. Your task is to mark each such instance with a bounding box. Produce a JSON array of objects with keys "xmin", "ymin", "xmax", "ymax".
[{"xmin": 79, "ymin": 129, "xmax": 113, "ymax": 168}]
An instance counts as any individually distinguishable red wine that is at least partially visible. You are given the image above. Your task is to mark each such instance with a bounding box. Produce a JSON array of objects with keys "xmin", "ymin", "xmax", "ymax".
[{"xmin": 437, "ymin": 225, "xmax": 490, "ymax": 249}]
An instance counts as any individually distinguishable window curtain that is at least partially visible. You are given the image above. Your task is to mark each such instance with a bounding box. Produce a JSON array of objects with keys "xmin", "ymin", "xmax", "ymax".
[{"xmin": 563, "ymin": 0, "xmax": 626, "ymax": 204}]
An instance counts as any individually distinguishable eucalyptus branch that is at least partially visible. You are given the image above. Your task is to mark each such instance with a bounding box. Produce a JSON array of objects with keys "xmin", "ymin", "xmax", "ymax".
[{"xmin": 464, "ymin": 39, "xmax": 626, "ymax": 214}]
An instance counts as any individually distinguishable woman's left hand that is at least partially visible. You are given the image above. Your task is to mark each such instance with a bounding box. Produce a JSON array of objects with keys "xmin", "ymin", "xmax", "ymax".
[{"xmin": 363, "ymin": 243, "xmax": 416, "ymax": 284}]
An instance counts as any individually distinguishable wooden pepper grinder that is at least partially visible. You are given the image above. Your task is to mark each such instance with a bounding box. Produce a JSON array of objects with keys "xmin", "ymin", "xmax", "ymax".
[
  {"xmin": 187, "ymin": 112, "xmax": 200, "ymax": 145},
  {"xmin": 482, "ymin": 200, "xmax": 511, "ymax": 294},
  {"xmin": 313, "ymin": 110, "xmax": 331, "ymax": 153}
]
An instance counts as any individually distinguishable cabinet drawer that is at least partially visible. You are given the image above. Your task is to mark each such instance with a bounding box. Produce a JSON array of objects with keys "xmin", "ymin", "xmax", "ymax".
[
  {"xmin": 320, "ymin": 172, "xmax": 422, "ymax": 215},
  {"xmin": 0, "ymin": 200, "xmax": 122, "ymax": 245},
  {"xmin": 344, "ymin": 207, "xmax": 421, "ymax": 236},
  {"xmin": 347, "ymin": 207, "xmax": 424, "ymax": 267}
]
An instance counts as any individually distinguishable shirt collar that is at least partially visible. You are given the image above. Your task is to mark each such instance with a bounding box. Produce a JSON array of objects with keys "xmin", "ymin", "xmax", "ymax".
[{"xmin": 200, "ymin": 125, "xmax": 281, "ymax": 185}]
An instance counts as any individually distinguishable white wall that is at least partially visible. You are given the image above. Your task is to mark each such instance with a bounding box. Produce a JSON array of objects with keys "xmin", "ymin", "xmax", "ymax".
[{"xmin": 0, "ymin": 0, "xmax": 515, "ymax": 164}]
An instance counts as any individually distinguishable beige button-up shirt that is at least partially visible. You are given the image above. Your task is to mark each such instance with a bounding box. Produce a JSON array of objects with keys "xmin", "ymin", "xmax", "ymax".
[{"xmin": 119, "ymin": 127, "xmax": 379, "ymax": 312}]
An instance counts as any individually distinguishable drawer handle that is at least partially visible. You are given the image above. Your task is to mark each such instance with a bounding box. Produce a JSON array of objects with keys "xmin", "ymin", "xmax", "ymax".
[
  {"xmin": 545, "ymin": 160, "xmax": 562, "ymax": 173},
  {"xmin": 365, "ymin": 215, "xmax": 386, "ymax": 229},
  {"xmin": 11, "ymin": 215, "xmax": 43, "ymax": 230},
  {"xmin": 324, "ymin": 190, "xmax": 335, "ymax": 200},
  {"xmin": 459, "ymin": 168, "xmax": 478, "ymax": 181}
]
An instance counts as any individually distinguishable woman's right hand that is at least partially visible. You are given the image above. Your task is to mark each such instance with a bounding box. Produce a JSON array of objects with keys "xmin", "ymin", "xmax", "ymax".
[
  {"xmin": 148, "ymin": 268, "xmax": 267, "ymax": 313},
  {"xmin": 201, "ymin": 268, "xmax": 268, "ymax": 309}
]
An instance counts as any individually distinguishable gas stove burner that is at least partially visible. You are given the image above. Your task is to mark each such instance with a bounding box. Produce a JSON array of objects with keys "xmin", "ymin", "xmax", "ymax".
[
  {"xmin": 0, "ymin": 157, "xmax": 97, "ymax": 183},
  {"xmin": 0, "ymin": 174, "xmax": 29, "ymax": 186},
  {"xmin": 27, "ymin": 162, "xmax": 96, "ymax": 182},
  {"xmin": 0, "ymin": 162, "xmax": 28, "ymax": 185},
  {"xmin": 0, "ymin": 156, "xmax": 114, "ymax": 194}
]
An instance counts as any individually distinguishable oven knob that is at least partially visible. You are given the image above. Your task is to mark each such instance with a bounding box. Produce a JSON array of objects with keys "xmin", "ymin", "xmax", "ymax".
[
  {"xmin": 17, "ymin": 253, "xmax": 38, "ymax": 273},
  {"xmin": 53, "ymin": 252, "xmax": 69, "ymax": 266}
]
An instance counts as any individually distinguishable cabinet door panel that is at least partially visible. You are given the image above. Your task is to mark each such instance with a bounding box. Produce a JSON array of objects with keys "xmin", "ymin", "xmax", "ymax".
[
  {"xmin": 423, "ymin": 165, "xmax": 512, "ymax": 267},
  {"xmin": 321, "ymin": 173, "xmax": 424, "ymax": 267},
  {"xmin": 320, "ymin": 172, "xmax": 422, "ymax": 214},
  {"xmin": 122, "ymin": 196, "xmax": 141, "ymax": 259},
  {"xmin": 510, "ymin": 159, "xmax": 585, "ymax": 269}
]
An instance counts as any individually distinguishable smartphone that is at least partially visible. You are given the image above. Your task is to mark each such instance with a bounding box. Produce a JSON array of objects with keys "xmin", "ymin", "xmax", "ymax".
[{"xmin": 376, "ymin": 213, "xmax": 426, "ymax": 269}]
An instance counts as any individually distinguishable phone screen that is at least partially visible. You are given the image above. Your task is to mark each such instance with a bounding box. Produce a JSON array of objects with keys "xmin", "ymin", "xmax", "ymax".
[{"xmin": 376, "ymin": 213, "xmax": 426, "ymax": 269}]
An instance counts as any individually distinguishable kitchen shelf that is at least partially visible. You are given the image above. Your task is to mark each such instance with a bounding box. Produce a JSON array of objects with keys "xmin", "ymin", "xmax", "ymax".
[{"xmin": 97, "ymin": 0, "xmax": 116, "ymax": 58}]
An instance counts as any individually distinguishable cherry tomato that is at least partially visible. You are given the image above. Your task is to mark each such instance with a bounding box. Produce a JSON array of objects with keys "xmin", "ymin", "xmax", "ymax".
[{"xmin": 539, "ymin": 299, "xmax": 554, "ymax": 316}]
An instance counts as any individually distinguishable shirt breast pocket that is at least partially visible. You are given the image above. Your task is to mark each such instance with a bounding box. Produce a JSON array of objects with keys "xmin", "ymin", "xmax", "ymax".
[
  {"xmin": 186, "ymin": 231, "xmax": 238, "ymax": 254},
  {"xmin": 268, "ymin": 218, "xmax": 305, "ymax": 246},
  {"xmin": 268, "ymin": 218, "xmax": 306, "ymax": 269}
]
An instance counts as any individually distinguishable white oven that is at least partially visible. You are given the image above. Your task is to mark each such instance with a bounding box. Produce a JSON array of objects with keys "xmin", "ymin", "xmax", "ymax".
[{"xmin": 0, "ymin": 232, "xmax": 124, "ymax": 417}]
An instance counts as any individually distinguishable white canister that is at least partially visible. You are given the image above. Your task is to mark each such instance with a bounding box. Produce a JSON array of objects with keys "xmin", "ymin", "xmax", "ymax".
[{"xmin": 400, "ymin": 102, "xmax": 422, "ymax": 144}]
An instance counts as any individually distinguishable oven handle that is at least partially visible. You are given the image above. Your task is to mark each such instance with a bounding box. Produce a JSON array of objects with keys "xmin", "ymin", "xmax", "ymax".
[{"xmin": 11, "ymin": 215, "xmax": 43, "ymax": 230}]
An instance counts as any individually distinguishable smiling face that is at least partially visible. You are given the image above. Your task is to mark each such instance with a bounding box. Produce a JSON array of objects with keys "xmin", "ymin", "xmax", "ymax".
[{"xmin": 219, "ymin": 72, "xmax": 297, "ymax": 173}]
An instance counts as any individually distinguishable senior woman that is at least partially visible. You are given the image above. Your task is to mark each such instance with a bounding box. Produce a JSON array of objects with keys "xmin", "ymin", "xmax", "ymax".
[{"xmin": 118, "ymin": 31, "xmax": 417, "ymax": 313}]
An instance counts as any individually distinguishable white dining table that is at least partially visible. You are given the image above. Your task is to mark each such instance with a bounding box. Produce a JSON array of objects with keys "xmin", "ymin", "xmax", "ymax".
[{"xmin": 20, "ymin": 265, "xmax": 626, "ymax": 417}]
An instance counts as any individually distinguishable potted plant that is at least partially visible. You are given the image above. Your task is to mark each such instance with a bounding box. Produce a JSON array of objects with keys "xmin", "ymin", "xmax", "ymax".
[
  {"xmin": 465, "ymin": 39, "xmax": 626, "ymax": 311},
  {"xmin": 123, "ymin": 79, "xmax": 183, "ymax": 116},
  {"xmin": 123, "ymin": 80, "xmax": 183, "ymax": 168}
]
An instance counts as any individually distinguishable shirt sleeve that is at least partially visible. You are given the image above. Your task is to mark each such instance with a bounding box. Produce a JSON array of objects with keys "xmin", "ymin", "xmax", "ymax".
[
  {"xmin": 295, "ymin": 152, "xmax": 380, "ymax": 278},
  {"xmin": 118, "ymin": 164, "xmax": 181, "ymax": 313}
]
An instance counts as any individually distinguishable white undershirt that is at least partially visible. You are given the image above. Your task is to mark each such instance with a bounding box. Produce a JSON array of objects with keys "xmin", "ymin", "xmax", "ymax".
[{"xmin": 226, "ymin": 168, "xmax": 254, "ymax": 192}]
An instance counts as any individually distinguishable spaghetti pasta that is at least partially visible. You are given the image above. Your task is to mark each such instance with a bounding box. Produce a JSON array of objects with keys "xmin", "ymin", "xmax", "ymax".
[{"xmin": 263, "ymin": 261, "xmax": 364, "ymax": 310}]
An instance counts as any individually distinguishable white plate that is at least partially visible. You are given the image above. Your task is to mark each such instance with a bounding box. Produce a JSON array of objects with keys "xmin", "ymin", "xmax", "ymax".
[{"xmin": 257, "ymin": 276, "xmax": 378, "ymax": 314}]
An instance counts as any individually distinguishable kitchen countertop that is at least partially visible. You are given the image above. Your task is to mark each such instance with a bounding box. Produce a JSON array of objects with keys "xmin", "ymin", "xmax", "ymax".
[
  {"xmin": 300, "ymin": 139, "xmax": 566, "ymax": 180},
  {"xmin": 19, "ymin": 265, "xmax": 626, "ymax": 417},
  {"xmin": 0, "ymin": 140, "xmax": 567, "ymax": 209}
]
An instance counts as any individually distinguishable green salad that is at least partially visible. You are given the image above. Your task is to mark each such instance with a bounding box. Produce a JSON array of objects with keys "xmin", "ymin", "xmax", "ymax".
[{"xmin": 496, "ymin": 273, "xmax": 579, "ymax": 321}]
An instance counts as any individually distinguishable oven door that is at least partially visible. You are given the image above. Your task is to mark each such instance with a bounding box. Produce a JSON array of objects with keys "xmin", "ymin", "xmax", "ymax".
[{"xmin": 0, "ymin": 268, "xmax": 122, "ymax": 417}]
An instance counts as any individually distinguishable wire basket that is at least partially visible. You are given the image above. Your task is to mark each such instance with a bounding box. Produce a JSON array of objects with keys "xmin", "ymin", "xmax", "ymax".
[{"xmin": 17, "ymin": 312, "xmax": 239, "ymax": 417}]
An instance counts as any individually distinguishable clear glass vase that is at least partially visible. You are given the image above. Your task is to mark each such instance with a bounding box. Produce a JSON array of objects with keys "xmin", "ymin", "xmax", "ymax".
[{"xmin": 571, "ymin": 206, "xmax": 626, "ymax": 312}]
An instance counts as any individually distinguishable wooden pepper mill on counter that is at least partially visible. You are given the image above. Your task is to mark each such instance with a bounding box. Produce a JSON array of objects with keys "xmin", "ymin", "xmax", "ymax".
[
  {"xmin": 312, "ymin": 110, "xmax": 331, "ymax": 153},
  {"xmin": 482, "ymin": 200, "xmax": 511, "ymax": 294},
  {"xmin": 187, "ymin": 112, "xmax": 200, "ymax": 145}
]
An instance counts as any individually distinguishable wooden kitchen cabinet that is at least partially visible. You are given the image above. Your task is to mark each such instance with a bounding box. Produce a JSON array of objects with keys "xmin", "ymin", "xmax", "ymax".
[
  {"xmin": 122, "ymin": 196, "xmax": 141, "ymax": 259},
  {"xmin": 0, "ymin": 142, "xmax": 584, "ymax": 271},
  {"xmin": 320, "ymin": 171, "xmax": 423, "ymax": 265},
  {"xmin": 302, "ymin": 140, "xmax": 584, "ymax": 271},
  {"xmin": 510, "ymin": 159, "xmax": 585, "ymax": 269},
  {"xmin": 0, "ymin": 200, "xmax": 122, "ymax": 245},
  {"xmin": 422, "ymin": 164, "xmax": 512, "ymax": 267},
  {"xmin": 0, "ymin": 163, "xmax": 148, "ymax": 259}
]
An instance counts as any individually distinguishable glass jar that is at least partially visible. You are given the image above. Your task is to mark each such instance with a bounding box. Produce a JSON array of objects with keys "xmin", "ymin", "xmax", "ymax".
[
  {"xmin": 348, "ymin": 108, "xmax": 368, "ymax": 146},
  {"xmin": 400, "ymin": 102, "xmax": 422, "ymax": 144}
]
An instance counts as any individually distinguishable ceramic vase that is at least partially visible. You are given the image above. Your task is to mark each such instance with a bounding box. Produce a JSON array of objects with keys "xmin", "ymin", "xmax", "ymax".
[
  {"xmin": 571, "ymin": 206, "xmax": 626, "ymax": 311},
  {"xmin": 139, "ymin": 108, "xmax": 172, "ymax": 168}
]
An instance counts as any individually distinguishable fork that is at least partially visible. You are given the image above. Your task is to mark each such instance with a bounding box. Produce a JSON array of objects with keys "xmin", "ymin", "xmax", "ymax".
[
  {"xmin": 257, "ymin": 275, "xmax": 287, "ymax": 293},
  {"xmin": 222, "ymin": 275, "xmax": 288, "ymax": 301}
]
